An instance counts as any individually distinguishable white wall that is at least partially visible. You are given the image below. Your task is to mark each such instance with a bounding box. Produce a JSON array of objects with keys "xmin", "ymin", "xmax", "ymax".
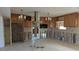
[
  {"xmin": 0, "ymin": 7, "xmax": 11, "ymax": 45},
  {"xmin": 0, "ymin": 16, "xmax": 5, "ymax": 48},
  {"xmin": 0, "ymin": 7, "xmax": 11, "ymax": 18}
]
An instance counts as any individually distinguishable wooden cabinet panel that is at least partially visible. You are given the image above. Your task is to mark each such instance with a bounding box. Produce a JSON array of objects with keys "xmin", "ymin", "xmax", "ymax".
[
  {"xmin": 64, "ymin": 13, "xmax": 78, "ymax": 27},
  {"xmin": 69, "ymin": 13, "xmax": 78, "ymax": 27},
  {"xmin": 64, "ymin": 14, "xmax": 70, "ymax": 27}
]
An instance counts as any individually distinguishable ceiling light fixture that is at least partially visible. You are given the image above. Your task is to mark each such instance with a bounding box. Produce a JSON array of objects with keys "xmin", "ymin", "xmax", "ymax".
[
  {"xmin": 47, "ymin": 13, "xmax": 52, "ymax": 21},
  {"xmin": 18, "ymin": 9, "xmax": 26, "ymax": 20}
]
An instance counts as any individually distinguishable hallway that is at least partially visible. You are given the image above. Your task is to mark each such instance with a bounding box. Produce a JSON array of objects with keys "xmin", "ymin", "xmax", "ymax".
[{"xmin": 0, "ymin": 39, "xmax": 78, "ymax": 51}]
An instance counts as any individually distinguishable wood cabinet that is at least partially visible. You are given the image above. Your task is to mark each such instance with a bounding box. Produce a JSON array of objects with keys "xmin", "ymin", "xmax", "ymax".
[
  {"xmin": 11, "ymin": 13, "xmax": 32, "ymax": 28},
  {"xmin": 40, "ymin": 17, "xmax": 48, "ymax": 24},
  {"xmin": 64, "ymin": 13, "xmax": 78, "ymax": 27},
  {"xmin": 77, "ymin": 13, "xmax": 79, "ymax": 27},
  {"xmin": 23, "ymin": 21, "xmax": 32, "ymax": 28},
  {"xmin": 40, "ymin": 17, "xmax": 56, "ymax": 28},
  {"xmin": 51, "ymin": 13, "xmax": 79, "ymax": 27},
  {"xmin": 50, "ymin": 17, "xmax": 57, "ymax": 28},
  {"xmin": 12, "ymin": 23, "xmax": 25, "ymax": 42},
  {"xmin": 11, "ymin": 14, "xmax": 19, "ymax": 23},
  {"xmin": 64, "ymin": 14, "xmax": 70, "ymax": 27}
]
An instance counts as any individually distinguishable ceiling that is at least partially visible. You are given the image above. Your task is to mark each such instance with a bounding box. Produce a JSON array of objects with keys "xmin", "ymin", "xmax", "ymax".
[{"xmin": 11, "ymin": 7, "xmax": 79, "ymax": 17}]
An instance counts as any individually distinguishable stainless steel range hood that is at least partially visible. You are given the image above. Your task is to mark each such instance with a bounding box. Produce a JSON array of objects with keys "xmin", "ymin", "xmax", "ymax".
[
  {"xmin": 34, "ymin": 11, "xmax": 37, "ymax": 22},
  {"xmin": 32, "ymin": 11, "xmax": 40, "ymax": 39}
]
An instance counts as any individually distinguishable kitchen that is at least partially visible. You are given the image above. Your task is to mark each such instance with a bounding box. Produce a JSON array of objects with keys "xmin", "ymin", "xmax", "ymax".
[{"xmin": 1, "ymin": 7, "xmax": 79, "ymax": 50}]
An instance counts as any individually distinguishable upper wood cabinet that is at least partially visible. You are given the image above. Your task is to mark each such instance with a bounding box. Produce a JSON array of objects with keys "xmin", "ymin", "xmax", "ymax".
[
  {"xmin": 49, "ymin": 17, "xmax": 57, "ymax": 28},
  {"xmin": 64, "ymin": 13, "xmax": 78, "ymax": 27},
  {"xmin": 52, "ymin": 13, "xmax": 79, "ymax": 27},
  {"xmin": 77, "ymin": 13, "xmax": 79, "ymax": 27},
  {"xmin": 11, "ymin": 14, "xmax": 19, "ymax": 23},
  {"xmin": 11, "ymin": 13, "xmax": 32, "ymax": 28},
  {"xmin": 40, "ymin": 17, "xmax": 48, "ymax": 24}
]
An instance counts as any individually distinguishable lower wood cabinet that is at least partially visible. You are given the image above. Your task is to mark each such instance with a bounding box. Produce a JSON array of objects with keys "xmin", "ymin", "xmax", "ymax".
[{"xmin": 12, "ymin": 23, "xmax": 25, "ymax": 42}]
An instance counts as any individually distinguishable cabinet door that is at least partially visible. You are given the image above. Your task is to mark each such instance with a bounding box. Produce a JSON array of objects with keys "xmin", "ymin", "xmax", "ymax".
[
  {"xmin": 64, "ymin": 13, "xmax": 78, "ymax": 27},
  {"xmin": 11, "ymin": 14, "xmax": 19, "ymax": 23},
  {"xmin": 73, "ymin": 13, "xmax": 78, "ymax": 27},
  {"xmin": 64, "ymin": 15, "xmax": 70, "ymax": 27},
  {"xmin": 69, "ymin": 13, "xmax": 78, "ymax": 27},
  {"xmin": 77, "ymin": 14, "xmax": 79, "ymax": 27}
]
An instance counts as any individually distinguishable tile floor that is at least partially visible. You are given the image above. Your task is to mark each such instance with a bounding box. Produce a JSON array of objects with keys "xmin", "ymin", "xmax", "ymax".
[{"xmin": 0, "ymin": 39, "xmax": 79, "ymax": 51}]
